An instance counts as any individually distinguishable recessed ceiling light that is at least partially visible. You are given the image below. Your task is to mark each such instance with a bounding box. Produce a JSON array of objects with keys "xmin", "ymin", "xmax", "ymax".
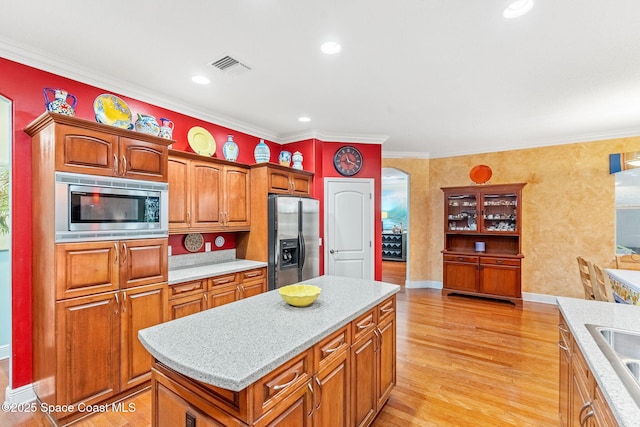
[
  {"xmin": 320, "ymin": 41, "xmax": 341, "ymax": 55},
  {"xmin": 503, "ymin": 0, "xmax": 533, "ymax": 19},
  {"xmin": 298, "ymin": 116, "xmax": 311, "ymax": 123},
  {"xmin": 192, "ymin": 75, "xmax": 210, "ymax": 85}
]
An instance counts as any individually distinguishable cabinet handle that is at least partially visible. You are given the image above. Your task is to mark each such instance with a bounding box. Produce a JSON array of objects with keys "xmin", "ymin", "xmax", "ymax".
[
  {"xmin": 322, "ymin": 341, "xmax": 343, "ymax": 356},
  {"xmin": 220, "ymin": 211, "xmax": 224, "ymax": 225},
  {"xmin": 113, "ymin": 154, "xmax": 119, "ymax": 175},
  {"xmin": 114, "ymin": 293, "xmax": 119, "ymax": 315},
  {"xmin": 314, "ymin": 376, "xmax": 322, "ymax": 410},
  {"xmin": 204, "ymin": 293, "xmax": 208, "ymax": 303},
  {"xmin": 187, "ymin": 211, "xmax": 191, "ymax": 225},
  {"xmin": 244, "ymin": 271, "xmax": 261, "ymax": 278},
  {"xmin": 557, "ymin": 340, "xmax": 569, "ymax": 352},
  {"xmin": 558, "ymin": 324, "xmax": 569, "ymax": 334},
  {"xmin": 496, "ymin": 259, "xmax": 503, "ymax": 264},
  {"xmin": 307, "ymin": 382, "xmax": 314, "ymax": 417},
  {"xmin": 380, "ymin": 306, "xmax": 394, "ymax": 314},
  {"xmin": 122, "ymin": 292, "xmax": 127, "ymax": 313},
  {"xmin": 121, "ymin": 243, "xmax": 127, "ymax": 263},
  {"xmin": 121, "ymin": 155, "xmax": 127, "ymax": 175},
  {"xmin": 273, "ymin": 371, "xmax": 300, "ymax": 390},
  {"xmin": 113, "ymin": 243, "xmax": 119, "ymax": 263},
  {"xmin": 238, "ymin": 285, "xmax": 245, "ymax": 298},
  {"xmin": 579, "ymin": 402, "xmax": 593, "ymax": 426},
  {"xmin": 375, "ymin": 328, "xmax": 383, "ymax": 351},
  {"xmin": 457, "ymin": 257, "xmax": 464, "ymax": 261},
  {"xmin": 357, "ymin": 321, "xmax": 375, "ymax": 330}
]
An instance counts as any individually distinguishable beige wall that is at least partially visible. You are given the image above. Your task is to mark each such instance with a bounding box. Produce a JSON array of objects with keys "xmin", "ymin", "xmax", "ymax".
[{"xmin": 385, "ymin": 136, "xmax": 640, "ymax": 297}]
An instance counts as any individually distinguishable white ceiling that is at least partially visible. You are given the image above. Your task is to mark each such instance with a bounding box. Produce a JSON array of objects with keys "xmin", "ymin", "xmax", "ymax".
[{"xmin": 2, "ymin": 0, "xmax": 640, "ymax": 158}]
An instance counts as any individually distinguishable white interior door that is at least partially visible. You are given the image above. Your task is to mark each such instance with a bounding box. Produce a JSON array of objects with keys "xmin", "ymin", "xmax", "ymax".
[{"xmin": 325, "ymin": 178, "xmax": 374, "ymax": 279}]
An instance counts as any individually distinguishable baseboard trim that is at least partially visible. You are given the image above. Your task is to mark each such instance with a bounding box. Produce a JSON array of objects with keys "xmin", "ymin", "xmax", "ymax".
[
  {"xmin": 403, "ymin": 281, "xmax": 558, "ymax": 305},
  {"xmin": 4, "ymin": 383, "xmax": 36, "ymax": 405},
  {"xmin": 0, "ymin": 345, "xmax": 8, "ymax": 360},
  {"xmin": 405, "ymin": 280, "xmax": 442, "ymax": 289}
]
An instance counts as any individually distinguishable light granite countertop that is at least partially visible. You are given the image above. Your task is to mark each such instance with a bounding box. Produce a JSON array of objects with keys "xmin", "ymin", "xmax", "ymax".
[
  {"xmin": 557, "ymin": 297, "xmax": 640, "ymax": 426},
  {"xmin": 139, "ymin": 275, "xmax": 400, "ymax": 391},
  {"xmin": 167, "ymin": 250, "xmax": 267, "ymax": 285}
]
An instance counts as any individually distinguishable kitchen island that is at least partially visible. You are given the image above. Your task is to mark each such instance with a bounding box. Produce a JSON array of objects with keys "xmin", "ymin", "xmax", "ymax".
[{"xmin": 139, "ymin": 275, "xmax": 400, "ymax": 427}]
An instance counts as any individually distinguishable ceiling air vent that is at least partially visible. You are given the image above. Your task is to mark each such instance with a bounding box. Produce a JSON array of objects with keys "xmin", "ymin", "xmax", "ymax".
[{"xmin": 209, "ymin": 55, "xmax": 251, "ymax": 75}]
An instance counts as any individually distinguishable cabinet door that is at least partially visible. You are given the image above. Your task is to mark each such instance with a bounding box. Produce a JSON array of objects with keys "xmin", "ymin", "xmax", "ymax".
[
  {"xmin": 480, "ymin": 189, "xmax": 520, "ymax": 233},
  {"xmin": 56, "ymin": 292, "xmax": 120, "ymax": 407},
  {"xmin": 155, "ymin": 381, "xmax": 225, "ymax": 427},
  {"xmin": 208, "ymin": 283, "xmax": 239, "ymax": 309},
  {"xmin": 223, "ymin": 165, "xmax": 251, "ymax": 228},
  {"xmin": 121, "ymin": 283, "xmax": 167, "ymax": 390},
  {"xmin": 241, "ymin": 279, "xmax": 266, "ymax": 299},
  {"xmin": 254, "ymin": 381, "xmax": 313, "ymax": 427},
  {"xmin": 479, "ymin": 260, "xmax": 520, "ymax": 297},
  {"xmin": 169, "ymin": 293, "xmax": 208, "ymax": 320},
  {"xmin": 377, "ymin": 314, "xmax": 395, "ymax": 408},
  {"xmin": 119, "ymin": 238, "xmax": 168, "ymax": 289},
  {"xmin": 443, "ymin": 260, "xmax": 478, "ymax": 292},
  {"xmin": 168, "ymin": 156, "xmax": 191, "ymax": 231},
  {"xmin": 54, "ymin": 124, "xmax": 118, "ymax": 176},
  {"xmin": 55, "ymin": 241, "xmax": 119, "ymax": 300},
  {"xmin": 119, "ymin": 137, "xmax": 168, "ymax": 181},
  {"xmin": 268, "ymin": 170, "xmax": 293, "ymax": 194},
  {"xmin": 314, "ymin": 351, "xmax": 350, "ymax": 427},
  {"xmin": 351, "ymin": 331, "xmax": 377, "ymax": 427},
  {"xmin": 291, "ymin": 173, "xmax": 311, "ymax": 196},
  {"xmin": 190, "ymin": 161, "xmax": 224, "ymax": 228}
]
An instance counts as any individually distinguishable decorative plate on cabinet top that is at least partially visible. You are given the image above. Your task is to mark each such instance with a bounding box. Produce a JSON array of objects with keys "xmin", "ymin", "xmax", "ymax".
[
  {"xmin": 470, "ymin": 164, "xmax": 492, "ymax": 184},
  {"xmin": 187, "ymin": 126, "xmax": 216, "ymax": 156},
  {"xmin": 184, "ymin": 233, "xmax": 204, "ymax": 252},
  {"xmin": 93, "ymin": 94, "xmax": 133, "ymax": 129}
]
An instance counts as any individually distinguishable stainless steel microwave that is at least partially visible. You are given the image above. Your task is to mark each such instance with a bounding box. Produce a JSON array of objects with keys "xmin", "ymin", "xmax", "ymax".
[{"xmin": 55, "ymin": 172, "xmax": 168, "ymax": 242}]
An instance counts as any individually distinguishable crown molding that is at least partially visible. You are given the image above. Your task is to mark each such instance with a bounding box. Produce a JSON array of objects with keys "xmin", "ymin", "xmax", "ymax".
[
  {"xmin": 382, "ymin": 151, "xmax": 431, "ymax": 159},
  {"xmin": 279, "ymin": 129, "xmax": 389, "ymax": 145},
  {"xmin": 0, "ymin": 37, "xmax": 280, "ymax": 141}
]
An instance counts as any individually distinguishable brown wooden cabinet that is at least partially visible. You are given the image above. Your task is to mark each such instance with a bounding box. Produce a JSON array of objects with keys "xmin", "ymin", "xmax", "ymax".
[
  {"xmin": 150, "ymin": 295, "xmax": 395, "ymax": 427},
  {"xmin": 168, "ymin": 267, "xmax": 267, "ymax": 320},
  {"xmin": 558, "ymin": 313, "xmax": 618, "ymax": 427},
  {"xmin": 31, "ymin": 114, "xmax": 169, "ymax": 181},
  {"xmin": 27, "ymin": 113, "xmax": 171, "ymax": 425},
  {"xmin": 168, "ymin": 150, "xmax": 250, "ymax": 233},
  {"xmin": 237, "ymin": 163, "xmax": 313, "ymax": 262},
  {"xmin": 441, "ymin": 183, "xmax": 525, "ymax": 305}
]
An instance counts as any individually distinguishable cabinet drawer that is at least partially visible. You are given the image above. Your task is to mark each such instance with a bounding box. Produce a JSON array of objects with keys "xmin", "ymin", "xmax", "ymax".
[
  {"xmin": 314, "ymin": 326, "xmax": 351, "ymax": 370},
  {"xmin": 169, "ymin": 280, "xmax": 206, "ymax": 299},
  {"xmin": 480, "ymin": 257, "xmax": 520, "ymax": 267},
  {"xmin": 210, "ymin": 273, "xmax": 239, "ymax": 288},
  {"xmin": 378, "ymin": 297, "xmax": 396, "ymax": 323},
  {"xmin": 253, "ymin": 349, "xmax": 312, "ymax": 417},
  {"xmin": 352, "ymin": 309, "xmax": 376, "ymax": 343},
  {"xmin": 240, "ymin": 268, "xmax": 266, "ymax": 282},
  {"xmin": 444, "ymin": 254, "xmax": 479, "ymax": 263}
]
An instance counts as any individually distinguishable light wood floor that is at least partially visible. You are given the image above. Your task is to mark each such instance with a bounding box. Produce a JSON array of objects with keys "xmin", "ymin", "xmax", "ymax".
[
  {"xmin": 1, "ymin": 287, "xmax": 560, "ymax": 426},
  {"xmin": 382, "ymin": 260, "xmax": 407, "ymax": 286}
]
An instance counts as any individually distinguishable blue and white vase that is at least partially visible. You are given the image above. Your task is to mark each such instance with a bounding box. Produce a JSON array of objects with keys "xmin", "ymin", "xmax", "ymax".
[
  {"xmin": 254, "ymin": 139, "xmax": 270, "ymax": 163},
  {"xmin": 43, "ymin": 88, "xmax": 77, "ymax": 116},
  {"xmin": 279, "ymin": 150, "xmax": 292, "ymax": 167},
  {"xmin": 223, "ymin": 135, "xmax": 239, "ymax": 162},
  {"xmin": 292, "ymin": 151, "xmax": 303, "ymax": 170}
]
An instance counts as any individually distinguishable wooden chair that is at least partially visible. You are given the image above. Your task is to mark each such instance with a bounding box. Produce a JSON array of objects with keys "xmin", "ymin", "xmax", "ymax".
[
  {"xmin": 615, "ymin": 253, "xmax": 640, "ymax": 270},
  {"xmin": 589, "ymin": 263, "xmax": 615, "ymax": 302},
  {"xmin": 576, "ymin": 256, "xmax": 596, "ymax": 300}
]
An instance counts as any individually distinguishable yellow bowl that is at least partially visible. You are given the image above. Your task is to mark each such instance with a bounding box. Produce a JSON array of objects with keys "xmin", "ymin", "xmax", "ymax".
[{"xmin": 278, "ymin": 284, "xmax": 322, "ymax": 307}]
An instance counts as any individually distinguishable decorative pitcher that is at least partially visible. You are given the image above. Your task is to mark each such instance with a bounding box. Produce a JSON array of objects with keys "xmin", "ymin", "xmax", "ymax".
[
  {"xmin": 158, "ymin": 118, "xmax": 174, "ymax": 140},
  {"xmin": 223, "ymin": 135, "xmax": 239, "ymax": 162},
  {"xmin": 43, "ymin": 88, "xmax": 77, "ymax": 116},
  {"xmin": 292, "ymin": 151, "xmax": 303, "ymax": 170},
  {"xmin": 134, "ymin": 114, "xmax": 160, "ymax": 136},
  {"xmin": 254, "ymin": 139, "xmax": 270, "ymax": 163},
  {"xmin": 279, "ymin": 150, "xmax": 292, "ymax": 167}
]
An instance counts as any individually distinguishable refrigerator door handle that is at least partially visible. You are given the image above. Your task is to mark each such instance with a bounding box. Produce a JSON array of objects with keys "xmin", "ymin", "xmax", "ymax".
[{"xmin": 299, "ymin": 232, "xmax": 306, "ymax": 270}]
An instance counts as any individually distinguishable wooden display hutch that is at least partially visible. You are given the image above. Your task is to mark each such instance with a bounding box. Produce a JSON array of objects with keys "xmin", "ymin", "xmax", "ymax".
[{"xmin": 441, "ymin": 183, "xmax": 525, "ymax": 305}]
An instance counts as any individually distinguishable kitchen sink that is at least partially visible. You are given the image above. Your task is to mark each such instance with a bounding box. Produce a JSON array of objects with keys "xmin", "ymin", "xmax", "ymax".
[{"xmin": 586, "ymin": 324, "xmax": 640, "ymax": 406}]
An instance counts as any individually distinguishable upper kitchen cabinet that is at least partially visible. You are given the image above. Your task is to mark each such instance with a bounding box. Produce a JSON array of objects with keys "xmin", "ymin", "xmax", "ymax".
[
  {"xmin": 25, "ymin": 112, "xmax": 170, "ymax": 182},
  {"xmin": 168, "ymin": 150, "xmax": 250, "ymax": 233},
  {"xmin": 252, "ymin": 163, "xmax": 313, "ymax": 196},
  {"xmin": 441, "ymin": 183, "xmax": 525, "ymax": 305}
]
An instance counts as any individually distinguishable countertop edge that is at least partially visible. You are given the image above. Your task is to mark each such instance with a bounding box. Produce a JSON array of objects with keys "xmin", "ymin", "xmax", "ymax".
[{"xmin": 168, "ymin": 259, "xmax": 268, "ymax": 284}]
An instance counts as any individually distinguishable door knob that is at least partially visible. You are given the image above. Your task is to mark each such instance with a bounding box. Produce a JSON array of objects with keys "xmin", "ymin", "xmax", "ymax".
[{"xmin": 330, "ymin": 249, "xmax": 339, "ymax": 254}]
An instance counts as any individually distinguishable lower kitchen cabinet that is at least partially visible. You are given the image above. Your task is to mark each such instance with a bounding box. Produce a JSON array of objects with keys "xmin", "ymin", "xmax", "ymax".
[
  {"xmin": 54, "ymin": 282, "xmax": 168, "ymax": 422},
  {"xmin": 558, "ymin": 312, "xmax": 618, "ymax": 427},
  {"xmin": 169, "ymin": 292, "xmax": 208, "ymax": 320},
  {"xmin": 351, "ymin": 331, "xmax": 377, "ymax": 427}
]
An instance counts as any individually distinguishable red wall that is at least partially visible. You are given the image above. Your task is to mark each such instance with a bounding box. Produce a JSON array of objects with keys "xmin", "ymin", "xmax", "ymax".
[{"xmin": 0, "ymin": 56, "xmax": 381, "ymax": 389}]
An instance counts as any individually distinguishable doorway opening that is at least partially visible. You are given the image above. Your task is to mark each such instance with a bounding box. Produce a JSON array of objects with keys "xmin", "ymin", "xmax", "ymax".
[
  {"xmin": 0, "ymin": 95, "xmax": 12, "ymax": 392},
  {"xmin": 381, "ymin": 168, "xmax": 409, "ymax": 286}
]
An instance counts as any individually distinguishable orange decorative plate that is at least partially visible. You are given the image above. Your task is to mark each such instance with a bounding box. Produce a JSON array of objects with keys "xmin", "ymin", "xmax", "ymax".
[{"xmin": 470, "ymin": 165, "xmax": 492, "ymax": 184}]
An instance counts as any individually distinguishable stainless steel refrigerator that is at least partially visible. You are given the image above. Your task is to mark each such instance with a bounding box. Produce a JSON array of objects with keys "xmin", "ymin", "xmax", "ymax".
[{"xmin": 268, "ymin": 195, "xmax": 320, "ymax": 290}]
